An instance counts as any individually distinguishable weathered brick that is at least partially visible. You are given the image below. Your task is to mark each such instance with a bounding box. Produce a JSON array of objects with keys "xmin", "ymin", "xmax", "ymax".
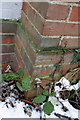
[
  {"xmin": 40, "ymin": 77, "xmax": 53, "ymax": 87},
  {"xmin": 29, "ymin": 2, "xmax": 49, "ymax": 18},
  {"xmin": 0, "ymin": 21, "xmax": 17, "ymax": 33},
  {"xmin": 21, "ymin": 12, "xmax": 60, "ymax": 49},
  {"xmin": 21, "ymin": 11, "xmax": 41, "ymax": 46},
  {"xmin": 40, "ymin": 37, "xmax": 60, "ymax": 49},
  {"xmin": 1, "ymin": 54, "xmax": 15, "ymax": 63},
  {"xmin": 60, "ymin": 37, "xmax": 80, "ymax": 49},
  {"xmin": 0, "ymin": 44, "xmax": 14, "ymax": 53},
  {"xmin": 22, "ymin": 2, "xmax": 45, "ymax": 33},
  {"xmin": 15, "ymin": 44, "xmax": 33, "ymax": 75},
  {"xmin": 0, "ymin": 35, "xmax": 14, "ymax": 44},
  {"xmin": 16, "ymin": 26, "xmax": 36, "ymax": 64},
  {"xmin": 43, "ymin": 22, "xmax": 79, "ymax": 36},
  {"xmin": 35, "ymin": 53, "xmax": 61, "ymax": 65},
  {"xmin": 15, "ymin": 47, "xmax": 29, "ymax": 76},
  {"xmin": 60, "ymin": 63, "xmax": 78, "ymax": 75},
  {"xmin": 32, "ymin": 66, "xmax": 55, "ymax": 77},
  {"xmin": 63, "ymin": 52, "xmax": 75, "ymax": 64},
  {"xmin": 46, "ymin": 4, "xmax": 70, "ymax": 20},
  {"xmin": 69, "ymin": 6, "xmax": 80, "ymax": 22}
]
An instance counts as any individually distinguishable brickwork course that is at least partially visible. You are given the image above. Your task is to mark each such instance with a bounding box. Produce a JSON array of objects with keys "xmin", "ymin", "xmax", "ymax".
[
  {"xmin": 15, "ymin": 0, "xmax": 80, "ymax": 81},
  {"xmin": 0, "ymin": 21, "xmax": 17, "ymax": 72},
  {"xmin": 1, "ymin": 0, "xmax": 80, "ymax": 83}
]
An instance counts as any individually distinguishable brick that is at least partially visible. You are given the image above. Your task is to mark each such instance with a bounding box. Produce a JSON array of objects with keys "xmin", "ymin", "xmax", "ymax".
[
  {"xmin": 15, "ymin": 47, "xmax": 29, "ymax": 76},
  {"xmin": 21, "ymin": 12, "xmax": 60, "ymax": 49},
  {"xmin": 63, "ymin": 52, "xmax": 74, "ymax": 64},
  {"xmin": 40, "ymin": 77, "xmax": 53, "ymax": 87},
  {"xmin": 29, "ymin": 2, "xmax": 49, "ymax": 18},
  {"xmin": 60, "ymin": 63, "xmax": 78, "ymax": 75},
  {"xmin": 15, "ymin": 47, "xmax": 26, "ymax": 69},
  {"xmin": 1, "ymin": 54, "xmax": 15, "ymax": 63},
  {"xmin": 69, "ymin": 6, "xmax": 80, "ymax": 22},
  {"xmin": 20, "ymin": 47, "xmax": 33, "ymax": 75},
  {"xmin": 60, "ymin": 37, "xmax": 80, "ymax": 49},
  {"xmin": 42, "ymin": 22, "xmax": 79, "ymax": 36},
  {"xmin": 21, "ymin": 11, "xmax": 41, "ymax": 46},
  {"xmin": 0, "ymin": 21, "xmax": 17, "ymax": 33},
  {"xmin": 35, "ymin": 53, "xmax": 61, "ymax": 65},
  {"xmin": 0, "ymin": 35, "xmax": 14, "ymax": 44},
  {"xmin": 15, "ymin": 44, "xmax": 33, "ymax": 75},
  {"xmin": 32, "ymin": 66, "xmax": 55, "ymax": 77},
  {"xmin": 40, "ymin": 37, "xmax": 60, "ymax": 49},
  {"xmin": 22, "ymin": 2, "xmax": 45, "ymax": 33},
  {"xmin": 0, "ymin": 44, "xmax": 14, "ymax": 53},
  {"xmin": 0, "ymin": 45, "xmax": 14, "ymax": 53},
  {"xmin": 16, "ymin": 26, "xmax": 36, "ymax": 64},
  {"xmin": 46, "ymin": 4, "xmax": 70, "ymax": 20}
]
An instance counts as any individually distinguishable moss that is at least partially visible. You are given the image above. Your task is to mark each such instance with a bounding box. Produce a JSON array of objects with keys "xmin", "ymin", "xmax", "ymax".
[
  {"xmin": 16, "ymin": 21, "xmax": 80, "ymax": 55},
  {"xmin": 18, "ymin": 22, "xmax": 39, "ymax": 51},
  {"xmin": 36, "ymin": 48, "xmax": 72, "ymax": 54},
  {"xmin": 1, "ymin": 19, "xmax": 20, "ymax": 24}
]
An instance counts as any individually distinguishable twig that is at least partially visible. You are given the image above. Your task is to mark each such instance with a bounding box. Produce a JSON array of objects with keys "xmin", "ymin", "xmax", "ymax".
[
  {"xmin": 1, "ymin": 80, "xmax": 15, "ymax": 88},
  {"xmin": 54, "ymin": 113, "xmax": 72, "ymax": 120},
  {"xmin": 56, "ymin": 97, "xmax": 69, "ymax": 112},
  {"xmin": 68, "ymin": 69, "xmax": 80, "ymax": 81},
  {"xmin": 20, "ymin": 99, "xmax": 39, "ymax": 107},
  {"xmin": 49, "ymin": 82, "xmax": 54, "ymax": 94}
]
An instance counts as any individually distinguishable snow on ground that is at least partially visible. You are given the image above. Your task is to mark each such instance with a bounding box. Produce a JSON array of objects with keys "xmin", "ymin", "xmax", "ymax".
[
  {"xmin": 0, "ymin": 77, "xmax": 79, "ymax": 119},
  {"xmin": 0, "ymin": 100, "xmax": 41, "ymax": 119},
  {"xmin": 0, "ymin": 97, "xmax": 79, "ymax": 119}
]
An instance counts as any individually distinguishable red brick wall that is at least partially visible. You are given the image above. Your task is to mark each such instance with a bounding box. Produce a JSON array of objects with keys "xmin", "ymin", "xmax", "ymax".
[
  {"xmin": 15, "ymin": 0, "xmax": 79, "ymax": 80},
  {"xmin": 21, "ymin": 0, "xmax": 80, "ymax": 49},
  {"xmin": 1, "ymin": 21, "xmax": 17, "ymax": 72}
]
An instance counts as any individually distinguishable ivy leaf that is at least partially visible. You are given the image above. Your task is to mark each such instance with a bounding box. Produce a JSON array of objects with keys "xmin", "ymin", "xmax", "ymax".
[
  {"xmin": 18, "ymin": 68, "xmax": 24, "ymax": 77},
  {"xmin": 33, "ymin": 95, "xmax": 46, "ymax": 104},
  {"xmin": 22, "ymin": 76, "xmax": 31, "ymax": 90},
  {"xmin": 43, "ymin": 101, "xmax": 54, "ymax": 115},
  {"xmin": 43, "ymin": 90, "xmax": 49, "ymax": 96},
  {"xmin": 2, "ymin": 73, "xmax": 19, "ymax": 81},
  {"xmin": 16, "ymin": 82, "xmax": 24, "ymax": 92},
  {"xmin": 49, "ymin": 92, "xmax": 56, "ymax": 96}
]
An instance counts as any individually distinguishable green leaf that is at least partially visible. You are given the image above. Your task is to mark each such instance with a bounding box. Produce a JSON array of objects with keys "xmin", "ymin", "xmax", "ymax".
[
  {"xmin": 33, "ymin": 95, "xmax": 46, "ymax": 104},
  {"xmin": 49, "ymin": 92, "xmax": 56, "ymax": 96},
  {"xmin": 16, "ymin": 82, "xmax": 24, "ymax": 92},
  {"xmin": 2, "ymin": 73, "xmax": 19, "ymax": 81},
  {"xmin": 43, "ymin": 90, "xmax": 49, "ymax": 96},
  {"xmin": 0, "ymin": 75, "xmax": 3, "ymax": 83},
  {"xmin": 22, "ymin": 76, "xmax": 31, "ymax": 90},
  {"xmin": 43, "ymin": 101, "xmax": 54, "ymax": 115},
  {"xmin": 18, "ymin": 68, "xmax": 24, "ymax": 77}
]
